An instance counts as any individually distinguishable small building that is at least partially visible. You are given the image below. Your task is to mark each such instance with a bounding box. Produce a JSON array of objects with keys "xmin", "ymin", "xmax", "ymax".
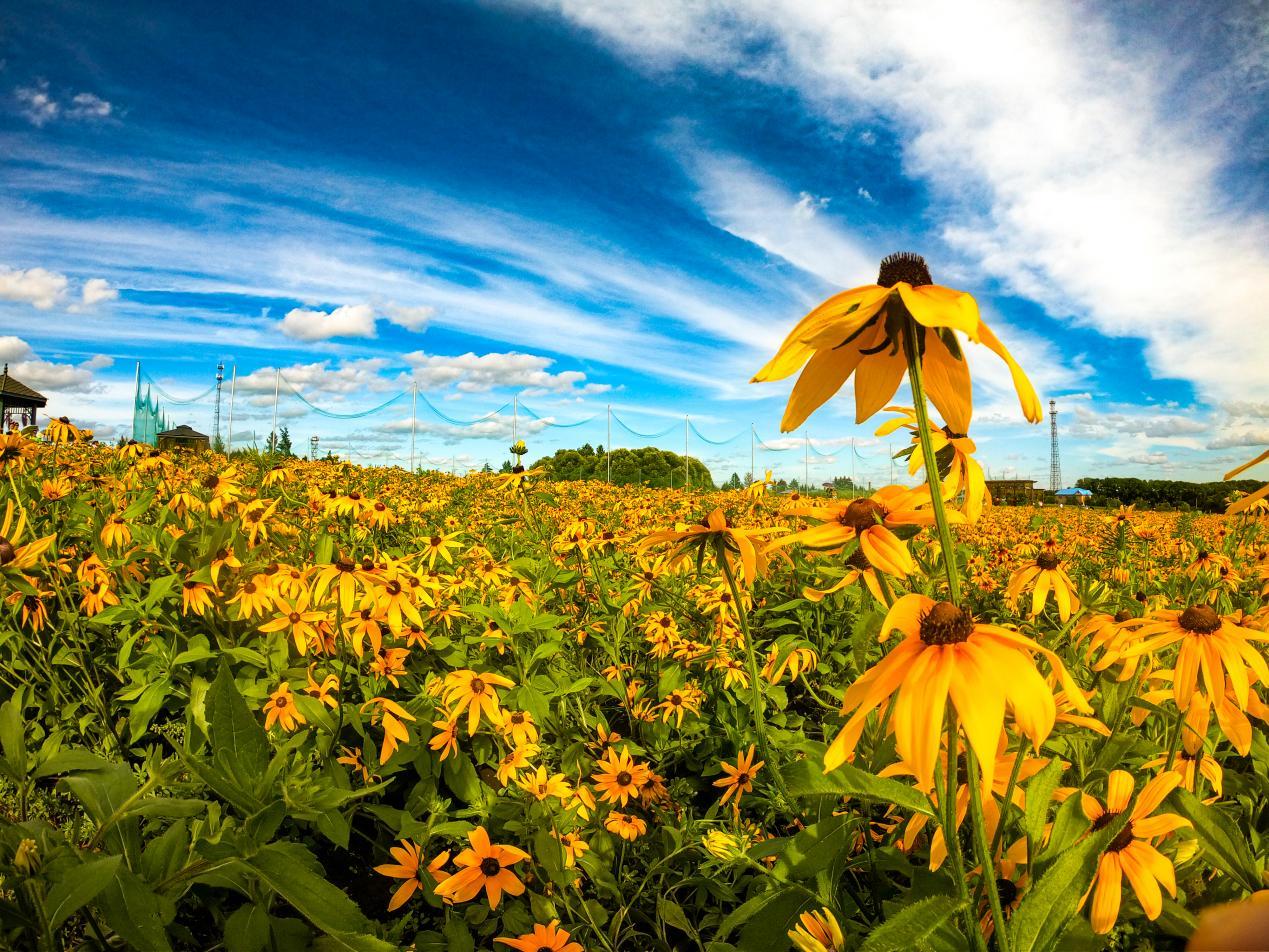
[
  {"xmin": 985, "ymin": 478, "xmax": 1042, "ymax": 505},
  {"xmin": 0, "ymin": 364, "xmax": 48, "ymax": 432},
  {"xmin": 157, "ymin": 424, "xmax": 210, "ymax": 452}
]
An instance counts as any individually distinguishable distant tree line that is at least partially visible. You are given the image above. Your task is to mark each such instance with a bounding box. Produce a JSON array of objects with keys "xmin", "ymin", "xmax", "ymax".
[
  {"xmin": 530, "ymin": 444, "xmax": 714, "ymax": 488},
  {"xmin": 1075, "ymin": 476, "xmax": 1263, "ymax": 513}
]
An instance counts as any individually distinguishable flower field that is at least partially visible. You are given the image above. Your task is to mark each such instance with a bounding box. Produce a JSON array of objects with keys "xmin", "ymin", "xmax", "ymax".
[{"xmin": 2, "ymin": 264, "xmax": 1268, "ymax": 951}]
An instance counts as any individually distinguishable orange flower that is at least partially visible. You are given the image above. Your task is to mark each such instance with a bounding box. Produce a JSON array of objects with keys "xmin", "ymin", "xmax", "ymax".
[
  {"xmin": 714, "ymin": 744, "xmax": 765, "ymax": 808},
  {"xmin": 262, "ymin": 683, "xmax": 305, "ymax": 732},
  {"xmin": 434, "ymin": 826, "xmax": 530, "ymax": 910},
  {"xmin": 495, "ymin": 920, "xmax": 583, "ymax": 952}
]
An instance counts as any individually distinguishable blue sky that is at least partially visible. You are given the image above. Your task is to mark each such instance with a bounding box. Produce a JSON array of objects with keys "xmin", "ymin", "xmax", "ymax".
[{"xmin": 1, "ymin": 0, "xmax": 1266, "ymax": 485}]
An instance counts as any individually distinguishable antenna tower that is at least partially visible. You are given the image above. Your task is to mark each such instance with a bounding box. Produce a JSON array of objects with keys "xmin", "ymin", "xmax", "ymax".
[
  {"xmin": 213, "ymin": 362, "xmax": 225, "ymax": 448},
  {"xmin": 1048, "ymin": 399, "xmax": 1062, "ymax": 492}
]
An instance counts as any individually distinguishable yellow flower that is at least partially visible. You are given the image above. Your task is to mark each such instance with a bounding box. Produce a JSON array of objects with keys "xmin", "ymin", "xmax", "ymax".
[
  {"xmin": 591, "ymin": 747, "xmax": 650, "ymax": 807},
  {"xmin": 0, "ymin": 501, "xmax": 55, "ymax": 572},
  {"xmin": 43, "ymin": 416, "xmax": 83, "ymax": 443},
  {"xmin": 713, "ymin": 744, "xmax": 765, "ymax": 808},
  {"xmin": 495, "ymin": 920, "xmax": 583, "ymax": 952},
  {"xmin": 262, "ymin": 683, "xmax": 306, "ymax": 732},
  {"xmin": 1083, "ymin": 770, "xmax": 1190, "ymax": 934},
  {"xmin": 361, "ymin": 696, "xmax": 416, "ymax": 764},
  {"xmin": 789, "ymin": 908, "xmax": 845, "ymax": 952},
  {"xmin": 1006, "ymin": 551, "xmax": 1082, "ymax": 621},
  {"xmin": 604, "ymin": 811, "xmax": 647, "ymax": 841},
  {"xmin": 434, "ymin": 826, "xmax": 529, "ymax": 910},
  {"xmin": 752, "ymin": 252, "xmax": 1040, "ymax": 432},
  {"xmin": 442, "ymin": 669, "xmax": 516, "ymax": 734}
]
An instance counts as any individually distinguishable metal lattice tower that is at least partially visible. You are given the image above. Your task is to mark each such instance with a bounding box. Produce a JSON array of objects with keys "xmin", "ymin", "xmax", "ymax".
[
  {"xmin": 212, "ymin": 362, "xmax": 224, "ymax": 448},
  {"xmin": 1048, "ymin": 399, "xmax": 1062, "ymax": 492}
]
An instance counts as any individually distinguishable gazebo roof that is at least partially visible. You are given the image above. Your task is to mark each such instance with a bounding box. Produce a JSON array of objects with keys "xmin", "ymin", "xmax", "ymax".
[
  {"xmin": 157, "ymin": 424, "xmax": 209, "ymax": 440},
  {"xmin": 0, "ymin": 365, "xmax": 48, "ymax": 407}
]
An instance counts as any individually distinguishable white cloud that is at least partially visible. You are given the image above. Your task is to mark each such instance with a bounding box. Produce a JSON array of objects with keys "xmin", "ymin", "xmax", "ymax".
[
  {"xmin": 81, "ymin": 277, "xmax": 118, "ymax": 305},
  {"xmin": 14, "ymin": 82, "xmax": 113, "ymax": 126},
  {"xmin": 403, "ymin": 350, "xmax": 605, "ymax": 394},
  {"xmin": 10, "ymin": 353, "xmax": 113, "ymax": 393},
  {"xmin": 383, "ymin": 302, "xmax": 435, "ymax": 331},
  {"xmin": 792, "ymin": 191, "xmax": 829, "ymax": 219},
  {"xmin": 535, "ymin": 0, "xmax": 1269, "ymax": 403},
  {"xmin": 0, "ymin": 336, "xmax": 33, "ymax": 363},
  {"xmin": 279, "ymin": 303, "xmax": 377, "ymax": 341},
  {"xmin": 67, "ymin": 92, "xmax": 112, "ymax": 119},
  {"xmin": 15, "ymin": 81, "xmax": 58, "ymax": 126},
  {"xmin": 236, "ymin": 358, "xmax": 395, "ymax": 395},
  {"xmin": 0, "ymin": 266, "xmax": 68, "ymax": 309},
  {"xmin": 857, "ymin": 187, "xmax": 875, "ymax": 204}
]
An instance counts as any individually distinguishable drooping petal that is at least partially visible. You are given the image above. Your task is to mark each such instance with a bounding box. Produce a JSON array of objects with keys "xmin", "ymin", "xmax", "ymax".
[
  {"xmin": 1118, "ymin": 846, "xmax": 1163, "ymax": 920},
  {"xmin": 975, "ymin": 320, "xmax": 1042, "ymax": 423},
  {"xmin": 853, "ymin": 347, "xmax": 908, "ymax": 425},
  {"xmin": 898, "ymin": 284, "xmax": 982, "ymax": 338},
  {"xmin": 1089, "ymin": 853, "xmax": 1123, "ymax": 934},
  {"xmin": 920, "ymin": 331, "xmax": 974, "ymax": 435}
]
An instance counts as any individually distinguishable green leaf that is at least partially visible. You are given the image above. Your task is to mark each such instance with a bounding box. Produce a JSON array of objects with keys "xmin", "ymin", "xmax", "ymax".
[
  {"xmin": 96, "ymin": 866, "xmax": 174, "ymax": 951},
  {"xmin": 442, "ymin": 917, "xmax": 476, "ymax": 952},
  {"xmin": 224, "ymin": 904, "xmax": 270, "ymax": 952},
  {"xmin": 860, "ymin": 894, "xmax": 965, "ymax": 952},
  {"xmin": 244, "ymin": 843, "xmax": 374, "ymax": 937},
  {"xmin": 1010, "ymin": 809, "xmax": 1128, "ymax": 952},
  {"xmin": 33, "ymin": 748, "xmax": 113, "ymax": 779},
  {"xmin": 718, "ymin": 885, "xmax": 801, "ymax": 942},
  {"xmin": 658, "ymin": 896, "xmax": 695, "ymax": 936},
  {"xmin": 1023, "ymin": 759, "xmax": 1064, "ymax": 847},
  {"xmin": 735, "ymin": 886, "xmax": 814, "ymax": 950},
  {"xmin": 45, "ymin": 854, "xmax": 123, "ymax": 929},
  {"xmin": 767, "ymin": 814, "xmax": 854, "ymax": 880},
  {"xmin": 0, "ymin": 699, "xmax": 26, "ymax": 779},
  {"xmin": 1170, "ymin": 789, "xmax": 1261, "ymax": 893},
  {"xmin": 206, "ymin": 659, "xmax": 269, "ymax": 779},
  {"xmin": 783, "ymin": 751, "xmax": 935, "ymax": 817}
]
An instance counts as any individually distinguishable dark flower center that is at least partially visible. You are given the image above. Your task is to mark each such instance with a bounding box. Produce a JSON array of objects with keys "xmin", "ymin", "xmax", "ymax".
[
  {"xmin": 1113, "ymin": 609, "xmax": 1134, "ymax": 623},
  {"xmin": 0, "ymin": 536, "xmax": 15, "ymax": 565},
  {"xmin": 1197, "ymin": 550, "xmax": 1209, "ymax": 560},
  {"xmin": 838, "ymin": 498, "xmax": 884, "ymax": 534},
  {"xmin": 845, "ymin": 548, "xmax": 873, "ymax": 571},
  {"xmin": 616, "ymin": 771, "xmax": 633, "ymax": 786},
  {"xmin": 1036, "ymin": 552, "xmax": 1060, "ymax": 570},
  {"xmin": 736, "ymin": 772, "xmax": 750, "ymax": 784},
  {"xmin": 479, "ymin": 857, "xmax": 501, "ymax": 877},
  {"xmin": 470, "ymin": 678, "xmax": 486, "ymax": 694},
  {"xmin": 289, "ymin": 612, "xmax": 301, "ymax": 623},
  {"xmin": 919, "ymin": 602, "xmax": 975, "ymax": 645},
  {"xmin": 877, "ymin": 251, "xmax": 933, "ymax": 288},
  {"xmin": 1178, "ymin": 605, "xmax": 1221, "ymax": 635}
]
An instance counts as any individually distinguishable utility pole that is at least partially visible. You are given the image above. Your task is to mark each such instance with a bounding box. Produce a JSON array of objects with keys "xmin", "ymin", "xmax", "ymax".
[
  {"xmin": 804, "ymin": 432, "xmax": 809, "ymax": 491},
  {"xmin": 889, "ymin": 442, "xmax": 895, "ymax": 483},
  {"xmin": 409, "ymin": 383, "xmax": 418, "ymax": 472},
  {"xmin": 132, "ymin": 361, "xmax": 141, "ymax": 442},
  {"xmin": 750, "ymin": 424, "xmax": 755, "ymax": 483},
  {"xmin": 213, "ymin": 361, "xmax": 224, "ymax": 448},
  {"xmin": 1049, "ymin": 400, "xmax": 1062, "ymax": 492},
  {"xmin": 512, "ymin": 395, "xmax": 518, "ymax": 444},
  {"xmin": 606, "ymin": 404, "xmax": 611, "ymax": 483},
  {"xmin": 225, "ymin": 366, "xmax": 237, "ymax": 454},
  {"xmin": 270, "ymin": 369, "xmax": 281, "ymax": 454},
  {"xmin": 684, "ymin": 415, "xmax": 690, "ymax": 490}
]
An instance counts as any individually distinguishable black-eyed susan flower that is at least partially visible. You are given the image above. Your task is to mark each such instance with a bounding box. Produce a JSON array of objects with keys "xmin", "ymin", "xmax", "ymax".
[
  {"xmin": 752, "ymin": 252, "xmax": 1041, "ymax": 432},
  {"xmin": 0, "ymin": 501, "xmax": 54, "ymax": 573},
  {"xmin": 604, "ymin": 811, "xmax": 647, "ymax": 841},
  {"xmin": 361, "ymin": 696, "xmax": 416, "ymax": 764},
  {"xmin": 262, "ymin": 682, "xmax": 305, "ymax": 732},
  {"xmin": 788, "ymin": 908, "xmax": 845, "ymax": 952},
  {"xmin": 1006, "ymin": 551, "xmax": 1082, "ymax": 621},
  {"xmin": 495, "ymin": 920, "xmax": 583, "ymax": 952},
  {"xmin": 825, "ymin": 594, "xmax": 1089, "ymax": 788},
  {"xmin": 714, "ymin": 744, "xmax": 765, "ymax": 808},
  {"xmin": 1083, "ymin": 770, "xmax": 1189, "ymax": 934},
  {"xmin": 640, "ymin": 508, "xmax": 784, "ymax": 587},
  {"xmin": 1117, "ymin": 605, "xmax": 1269, "ymax": 711},
  {"xmin": 374, "ymin": 840, "xmax": 449, "ymax": 911},
  {"xmin": 591, "ymin": 747, "xmax": 650, "ymax": 806},
  {"xmin": 773, "ymin": 485, "xmax": 950, "ymax": 578},
  {"xmin": 434, "ymin": 826, "xmax": 529, "ymax": 910},
  {"xmin": 443, "ymin": 669, "xmax": 515, "ymax": 734}
]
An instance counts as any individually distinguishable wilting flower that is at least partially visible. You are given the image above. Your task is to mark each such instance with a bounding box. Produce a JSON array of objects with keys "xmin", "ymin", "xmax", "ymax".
[
  {"xmin": 604, "ymin": 811, "xmax": 647, "ymax": 841},
  {"xmin": 361, "ymin": 696, "xmax": 417, "ymax": 764},
  {"xmin": 549, "ymin": 830, "xmax": 589, "ymax": 868},
  {"xmin": 434, "ymin": 826, "xmax": 530, "ymax": 910},
  {"xmin": 640, "ymin": 508, "xmax": 784, "ymax": 587},
  {"xmin": 1083, "ymin": 770, "xmax": 1189, "ymax": 934},
  {"xmin": 752, "ymin": 252, "xmax": 1040, "ymax": 432},
  {"xmin": 877, "ymin": 406, "xmax": 991, "ymax": 522},
  {"xmin": 374, "ymin": 840, "xmax": 449, "ymax": 911},
  {"xmin": 44, "ymin": 416, "xmax": 83, "ymax": 443}
]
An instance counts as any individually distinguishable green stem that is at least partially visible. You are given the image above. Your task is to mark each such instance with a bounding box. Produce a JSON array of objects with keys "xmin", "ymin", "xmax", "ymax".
[
  {"xmin": 1164, "ymin": 705, "xmax": 1186, "ymax": 771},
  {"xmin": 902, "ymin": 319, "xmax": 962, "ymax": 603},
  {"xmin": 966, "ymin": 747, "xmax": 1011, "ymax": 952},
  {"xmin": 940, "ymin": 710, "xmax": 987, "ymax": 952},
  {"xmin": 719, "ymin": 551, "xmax": 793, "ymax": 812},
  {"xmin": 989, "ymin": 742, "xmax": 1029, "ymax": 858}
]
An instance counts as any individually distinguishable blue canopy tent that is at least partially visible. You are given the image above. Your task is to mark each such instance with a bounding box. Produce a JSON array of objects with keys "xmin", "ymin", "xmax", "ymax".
[{"xmin": 1054, "ymin": 487, "xmax": 1093, "ymax": 505}]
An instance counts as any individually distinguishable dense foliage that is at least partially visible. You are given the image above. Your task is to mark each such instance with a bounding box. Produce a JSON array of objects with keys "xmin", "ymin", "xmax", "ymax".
[
  {"xmin": 531, "ymin": 443, "xmax": 714, "ymax": 489},
  {"xmin": 1075, "ymin": 477, "xmax": 1263, "ymax": 513},
  {"xmin": 0, "ymin": 427, "xmax": 1266, "ymax": 951}
]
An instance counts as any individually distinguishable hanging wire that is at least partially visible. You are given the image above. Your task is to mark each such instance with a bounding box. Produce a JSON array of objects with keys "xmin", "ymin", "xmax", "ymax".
[
  {"xmin": 752, "ymin": 431, "xmax": 797, "ymax": 452},
  {"xmin": 141, "ymin": 372, "xmax": 218, "ymax": 405},
  {"xmin": 688, "ymin": 420, "xmax": 745, "ymax": 446},
  {"xmin": 518, "ymin": 404, "xmax": 598, "ymax": 428},
  {"xmin": 417, "ymin": 394, "xmax": 510, "ymax": 426},
  {"xmin": 611, "ymin": 413, "xmax": 680, "ymax": 440},
  {"xmin": 279, "ymin": 376, "xmax": 408, "ymax": 419}
]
